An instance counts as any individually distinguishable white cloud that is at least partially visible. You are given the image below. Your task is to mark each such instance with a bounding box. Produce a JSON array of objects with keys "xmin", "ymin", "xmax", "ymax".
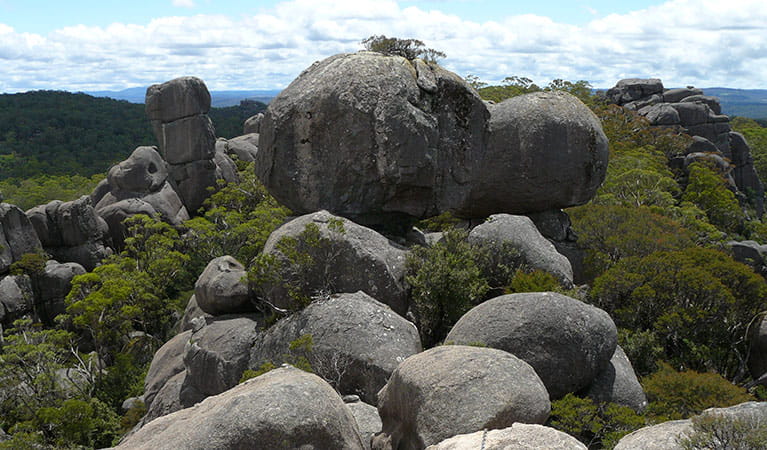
[
  {"xmin": 0, "ymin": 0, "xmax": 766, "ymax": 93},
  {"xmin": 172, "ymin": 0, "xmax": 196, "ymax": 8}
]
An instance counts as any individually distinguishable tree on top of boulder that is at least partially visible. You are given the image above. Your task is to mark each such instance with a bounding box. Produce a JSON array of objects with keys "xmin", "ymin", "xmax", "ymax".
[{"xmin": 360, "ymin": 35, "xmax": 446, "ymax": 62}]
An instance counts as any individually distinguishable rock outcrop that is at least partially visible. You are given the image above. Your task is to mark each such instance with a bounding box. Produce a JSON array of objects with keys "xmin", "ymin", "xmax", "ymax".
[
  {"xmin": 259, "ymin": 210, "xmax": 409, "ymax": 315},
  {"xmin": 256, "ymin": 52, "xmax": 608, "ymax": 227},
  {"xmin": 0, "ymin": 274, "xmax": 34, "ymax": 326},
  {"xmin": 445, "ymin": 292, "xmax": 617, "ymax": 399},
  {"xmin": 372, "ymin": 345, "xmax": 550, "ymax": 449},
  {"xmin": 117, "ymin": 366, "xmax": 365, "ymax": 450},
  {"xmin": 194, "ymin": 256, "xmax": 252, "ymax": 316},
  {"xmin": 468, "ymin": 213, "xmax": 574, "ymax": 287},
  {"xmin": 26, "ymin": 196, "xmax": 112, "ymax": 271},
  {"xmin": 606, "ymin": 78, "xmax": 765, "ymax": 214},
  {"xmin": 249, "ymin": 291, "xmax": 421, "ymax": 404},
  {"xmin": 0, "ymin": 203, "xmax": 42, "ymax": 274},
  {"xmin": 346, "ymin": 396, "xmax": 383, "ymax": 450},
  {"xmin": 146, "ymin": 77, "xmax": 219, "ymax": 214},
  {"xmin": 425, "ymin": 424, "xmax": 587, "ymax": 450},
  {"xmin": 584, "ymin": 345, "xmax": 647, "ymax": 412},
  {"xmin": 34, "ymin": 260, "xmax": 86, "ymax": 325}
]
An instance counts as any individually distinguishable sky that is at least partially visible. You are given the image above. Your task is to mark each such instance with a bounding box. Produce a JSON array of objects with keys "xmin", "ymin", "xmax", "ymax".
[{"xmin": 0, "ymin": 0, "xmax": 765, "ymax": 93}]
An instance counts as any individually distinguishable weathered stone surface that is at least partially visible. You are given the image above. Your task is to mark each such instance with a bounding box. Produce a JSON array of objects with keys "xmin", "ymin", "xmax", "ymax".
[
  {"xmin": 613, "ymin": 419, "xmax": 691, "ymax": 450},
  {"xmin": 662, "ymin": 87, "xmax": 703, "ymax": 103},
  {"xmin": 425, "ymin": 423, "xmax": 587, "ymax": 450},
  {"xmin": 35, "ymin": 260, "xmax": 86, "ymax": 324},
  {"xmin": 97, "ymin": 198, "xmax": 158, "ymax": 249},
  {"xmin": 27, "ymin": 196, "xmax": 111, "ymax": 271},
  {"xmin": 468, "ymin": 214, "xmax": 573, "ymax": 286},
  {"xmin": 670, "ymin": 102, "xmax": 712, "ymax": 126},
  {"xmin": 0, "ymin": 275, "xmax": 34, "ymax": 325},
  {"xmin": 639, "ymin": 103, "xmax": 680, "ymax": 125},
  {"xmin": 194, "ymin": 256, "xmax": 252, "ymax": 316},
  {"xmin": 468, "ymin": 91, "xmax": 608, "ymax": 217},
  {"xmin": 142, "ymin": 370, "xmax": 204, "ymax": 425},
  {"xmin": 260, "ymin": 211, "xmax": 409, "ymax": 315},
  {"xmin": 685, "ymin": 135, "xmax": 719, "ymax": 154},
  {"xmin": 182, "ymin": 316, "xmax": 258, "ymax": 397},
  {"xmin": 139, "ymin": 182, "xmax": 190, "ymax": 226},
  {"xmin": 145, "ymin": 76, "xmax": 211, "ymax": 123},
  {"xmin": 681, "ymin": 94, "xmax": 721, "ymax": 114},
  {"xmin": 250, "ymin": 291, "xmax": 421, "ymax": 404},
  {"xmin": 243, "ymin": 112, "xmax": 263, "ymax": 135},
  {"xmin": 729, "ymin": 131, "xmax": 765, "ymax": 213},
  {"xmin": 168, "ymin": 159, "xmax": 218, "ymax": 215},
  {"xmin": 117, "ymin": 366, "xmax": 365, "ymax": 450},
  {"xmin": 446, "ymin": 292, "xmax": 617, "ymax": 399},
  {"xmin": 107, "ymin": 146, "xmax": 168, "ymax": 193},
  {"xmin": 372, "ymin": 345, "xmax": 550, "ymax": 449},
  {"xmin": 158, "ymin": 115, "xmax": 216, "ymax": 165},
  {"xmin": 143, "ymin": 330, "xmax": 190, "ymax": 410},
  {"xmin": 224, "ymin": 133, "xmax": 259, "ymax": 162},
  {"xmin": 177, "ymin": 294, "xmax": 213, "ymax": 333},
  {"xmin": 346, "ymin": 397, "xmax": 382, "ymax": 450},
  {"xmin": 584, "ymin": 345, "xmax": 647, "ymax": 412},
  {"xmin": 213, "ymin": 144, "xmax": 238, "ymax": 183},
  {"xmin": 0, "ymin": 203, "xmax": 43, "ymax": 274},
  {"xmin": 256, "ymin": 52, "xmax": 607, "ymax": 226},
  {"xmin": 605, "ymin": 78, "xmax": 664, "ymax": 105},
  {"xmin": 748, "ymin": 314, "xmax": 767, "ymax": 380}
]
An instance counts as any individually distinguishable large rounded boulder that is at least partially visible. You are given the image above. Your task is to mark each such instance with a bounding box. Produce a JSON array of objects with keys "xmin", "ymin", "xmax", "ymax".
[
  {"xmin": 256, "ymin": 52, "xmax": 607, "ymax": 227},
  {"xmin": 117, "ymin": 366, "xmax": 365, "ymax": 450},
  {"xmin": 425, "ymin": 423, "xmax": 587, "ymax": 450},
  {"xmin": 249, "ymin": 291, "xmax": 421, "ymax": 404},
  {"xmin": 258, "ymin": 210, "xmax": 408, "ymax": 315},
  {"xmin": 584, "ymin": 345, "xmax": 647, "ymax": 412},
  {"xmin": 194, "ymin": 256, "xmax": 252, "ymax": 316},
  {"xmin": 445, "ymin": 292, "xmax": 617, "ymax": 399},
  {"xmin": 372, "ymin": 345, "xmax": 550, "ymax": 449}
]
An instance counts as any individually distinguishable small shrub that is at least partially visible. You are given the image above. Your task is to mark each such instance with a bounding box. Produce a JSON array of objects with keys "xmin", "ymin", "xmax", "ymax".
[
  {"xmin": 506, "ymin": 269, "xmax": 561, "ymax": 294},
  {"xmin": 678, "ymin": 412, "xmax": 767, "ymax": 450}
]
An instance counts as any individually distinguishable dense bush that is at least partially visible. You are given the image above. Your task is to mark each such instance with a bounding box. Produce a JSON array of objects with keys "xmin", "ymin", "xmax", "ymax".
[{"xmin": 679, "ymin": 411, "xmax": 767, "ymax": 450}]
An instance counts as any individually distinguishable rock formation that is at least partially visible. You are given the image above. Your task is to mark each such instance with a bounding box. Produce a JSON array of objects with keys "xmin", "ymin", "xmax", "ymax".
[
  {"xmin": 256, "ymin": 52, "xmax": 608, "ymax": 228},
  {"xmin": 425, "ymin": 424, "xmax": 588, "ymax": 450},
  {"xmin": 606, "ymin": 78, "xmax": 765, "ymax": 215},
  {"xmin": 194, "ymin": 256, "xmax": 252, "ymax": 316},
  {"xmin": 372, "ymin": 345, "xmax": 551, "ymax": 449},
  {"xmin": 0, "ymin": 203, "xmax": 42, "ymax": 274},
  {"xmin": 445, "ymin": 292, "xmax": 618, "ymax": 399},
  {"xmin": 584, "ymin": 345, "xmax": 647, "ymax": 412}
]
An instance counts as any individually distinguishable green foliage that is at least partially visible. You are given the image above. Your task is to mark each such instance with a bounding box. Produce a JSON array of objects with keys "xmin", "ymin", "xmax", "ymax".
[
  {"xmin": 208, "ymin": 100, "xmax": 267, "ymax": 139},
  {"xmin": 119, "ymin": 399, "xmax": 146, "ymax": 436},
  {"xmin": 9, "ymin": 252, "xmax": 48, "ymax": 277},
  {"xmin": 406, "ymin": 229, "xmax": 489, "ymax": 347},
  {"xmin": 643, "ymin": 363, "xmax": 754, "ymax": 420},
  {"xmin": 35, "ymin": 397, "xmax": 120, "ymax": 448},
  {"xmin": 683, "ymin": 162, "xmax": 745, "ymax": 233},
  {"xmin": 732, "ymin": 117, "xmax": 767, "ymax": 184},
  {"xmin": 546, "ymin": 394, "xmax": 647, "ymax": 449},
  {"xmin": 470, "ymin": 76, "xmax": 595, "ymax": 105},
  {"xmin": 569, "ymin": 205, "xmax": 695, "ymax": 280},
  {"xmin": 506, "ymin": 269, "xmax": 561, "ymax": 293},
  {"xmin": 240, "ymin": 361, "xmax": 277, "ymax": 383},
  {"xmin": 590, "ymin": 247, "xmax": 767, "ymax": 377},
  {"xmin": 618, "ymin": 329, "xmax": 664, "ymax": 377},
  {"xmin": 679, "ymin": 411, "xmax": 767, "ymax": 450},
  {"xmin": 0, "ymin": 174, "xmax": 104, "ymax": 211},
  {"xmin": 414, "ymin": 211, "xmax": 460, "ymax": 232},
  {"xmin": 361, "ymin": 35, "xmax": 446, "ymax": 62}
]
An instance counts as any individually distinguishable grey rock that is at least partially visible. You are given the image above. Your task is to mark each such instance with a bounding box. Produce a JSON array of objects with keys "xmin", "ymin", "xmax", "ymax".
[
  {"xmin": 0, "ymin": 275, "xmax": 34, "ymax": 325},
  {"xmin": 446, "ymin": 292, "xmax": 617, "ymax": 399},
  {"xmin": 669, "ymin": 102, "xmax": 712, "ymax": 126},
  {"xmin": 90, "ymin": 178, "xmax": 111, "ymax": 207},
  {"xmin": 145, "ymin": 76, "xmax": 211, "ymax": 123},
  {"xmin": 260, "ymin": 211, "xmax": 409, "ymax": 315},
  {"xmin": 144, "ymin": 331, "xmax": 190, "ymax": 410},
  {"xmin": 250, "ymin": 291, "xmax": 421, "ymax": 404},
  {"xmin": 729, "ymin": 132, "xmax": 765, "ymax": 215},
  {"xmin": 425, "ymin": 423, "xmax": 587, "ymax": 450},
  {"xmin": 117, "ymin": 366, "xmax": 365, "ymax": 450},
  {"xmin": 182, "ymin": 316, "xmax": 258, "ymax": 397},
  {"xmin": 224, "ymin": 133, "xmax": 259, "ymax": 162},
  {"xmin": 0, "ymin": 203, "xmax": 43, "ymax": 274},
  {"xmin": 468, "ymin": 214, "xmax": 573, "ymax": 287},
  {"xmin": 168, "ymin": 159, "xmax": 218, "ymax": 215},
  {"xmin": 662, "ymin": 87, "xmax": 703, "ymax": 103},
  {"xmin": 140, "ymin": 181, "xmax": 190, "ymax": 226},
  {"xmin": 526, "ymin": 209, "xmax": 573, "ymax": 242},
  {"xmin": 605, "ymin": 78, "xmax": 664, "ymax": 105},
  {"xmin": 121, "ymin": 396, "xmax": 143, "ymax": 413},
  {"xmin": 347, "ymin": 398, "xmax": 383, "ymax": 450},
  {"xmin": 639, "ymin": 103, "xmax": 680, "ymax": 125},
  {"xmin": 97, "ymin": 198, "xmax": 158, "ymax": 249},
  {"xmin": 177, "ymin": 294, "xmax": 213, "ymax": 333},
  {"xmin": 613, "ymin": 420, "xmax": 691, "ymax": 450},
  {"xmin": 584, "ymin": 345, "xmax": 647, "ymax": 412},
  {"xmin": 35, "ymin": 260, "xmax": 86, "ymax": 324},
  {"xmin": 242, "ymin": 112, "xmax": 263, "ymax": 135},
  {"xmin": 680, "ymin": 94, "xmax": 722, "ymax": 114},
  {"xmin": 106, "ymin": 146, "xmax": 168, "ymax": 194},
  {"xmin": 158, "ymin": 114, "xmax": 216, "ymax": 165},
  {"xmin": 213, "ymin": 143, "xmax": 239, "ymax": 183},
  {"xmin": 469, "ymin": 91, "xmax": 608, "ymax": 217},
  {"xmin": 372, "ymin": 345, "xmax": 550, "ymax": 449},
  {"xmin": 748, "ymin": 314, "xmax": 767, "ymax": 380},
  {"xmin": 194, "ymin": 256, "xmax": 252, "ymax": 316},
  {"xmin": 142, "ymin": 370, "xmax": 204, "ymax": 425},
  {"xmin": 685, "ymin": 136, "xmax": 719, "ymax": 154}
]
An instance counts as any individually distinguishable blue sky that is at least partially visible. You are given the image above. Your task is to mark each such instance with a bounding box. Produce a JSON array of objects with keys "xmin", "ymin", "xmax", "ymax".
[{"xmin": 0, "ymin": 0, "xmax": 764, "ymax": 92}]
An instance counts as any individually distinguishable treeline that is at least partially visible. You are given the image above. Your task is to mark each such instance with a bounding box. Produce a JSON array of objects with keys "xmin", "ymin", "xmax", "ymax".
[{"xmin": 0, "ymin": 91, "xmax": 266, "ymax": 182}]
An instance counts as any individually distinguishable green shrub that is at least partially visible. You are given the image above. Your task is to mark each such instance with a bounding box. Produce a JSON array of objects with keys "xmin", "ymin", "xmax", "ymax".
[
  {"xmin": 506, "ymin": 269, "xmax": 561, "ymax": 294},
  {"xmin": 618, "ymin": 329, "xmax": 664, "ymax": 377},
  {"xmin": 679, "ymin": 412, "xmax": 767, "ymax": 450},
  {"xmin": 406, "ymin": 229, "xmax": 489, "ymax": 347},
  {"xmin": 642, "ymin": 363, "xmax": 754, "ymax": 420},
  {"xmin": 546, "ymin": 394, "xmax": 646, "ymax": 449}
]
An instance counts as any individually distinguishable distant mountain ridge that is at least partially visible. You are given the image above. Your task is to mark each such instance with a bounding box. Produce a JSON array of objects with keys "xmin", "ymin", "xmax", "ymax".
[{"xmin": 84, "ymin": 86, "xmax": 281, "ymax": 107}]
